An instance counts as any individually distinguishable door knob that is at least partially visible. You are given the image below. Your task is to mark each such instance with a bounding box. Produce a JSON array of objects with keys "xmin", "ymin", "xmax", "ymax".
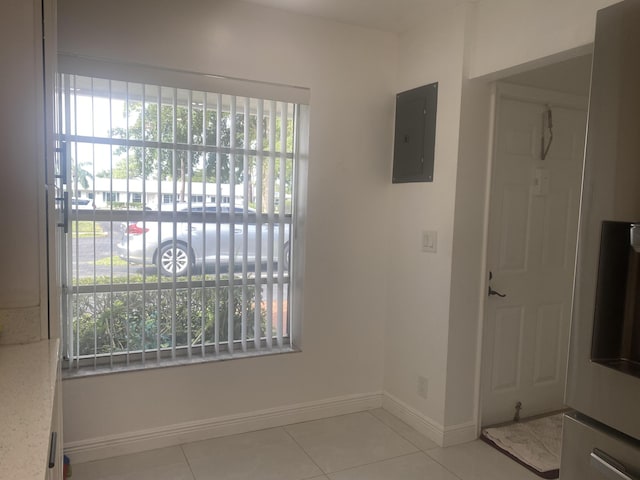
[{"xmin": 488, "ymin": 286, "xmax": 507, "ymax": 297}]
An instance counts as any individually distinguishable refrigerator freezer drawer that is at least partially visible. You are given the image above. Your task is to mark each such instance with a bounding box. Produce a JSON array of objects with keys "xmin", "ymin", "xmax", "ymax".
[{"xmin": 561, "ymin": 414, "xmax": 640, "ymax": 480}]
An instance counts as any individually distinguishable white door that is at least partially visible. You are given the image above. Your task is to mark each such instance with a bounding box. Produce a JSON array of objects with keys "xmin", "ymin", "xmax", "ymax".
[{"xmin": 481, "ymin": 85, "xmax": 587, "ymax": 426}]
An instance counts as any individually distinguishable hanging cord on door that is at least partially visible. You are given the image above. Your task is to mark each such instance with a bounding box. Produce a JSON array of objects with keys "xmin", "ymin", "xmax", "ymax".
[{"xmin": 540, "ymin": 106, "xmax": 553, "ymax": 160}]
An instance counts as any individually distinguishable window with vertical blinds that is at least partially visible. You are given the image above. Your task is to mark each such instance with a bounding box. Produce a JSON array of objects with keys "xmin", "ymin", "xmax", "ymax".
[{"xmin": 58, "ymin": 60, "xmax": 306, "ymax": 371}]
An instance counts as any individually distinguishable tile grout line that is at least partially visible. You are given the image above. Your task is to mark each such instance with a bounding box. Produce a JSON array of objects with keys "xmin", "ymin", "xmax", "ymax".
[
  {"xmin": 421, "ymin": 449, "xmax": 466, "ymax": 480},
  {"xmin": 331, "ymin": 450, "xmax": 442, "ymax": 478},
  {"xmin": 366, "ymin": 409, "xmax": 428, "ymax": 453},
  {"xmin": 280, "ymin": 410, "xmax": 424, "ymax": 476},
  {"xmin": 367, "ymin": 409, "xmax": 466, "ymax": 480},
  {"xmin": 290, "ymin": 410, "xmax": 430, "ymax": 477},
  {"xmin": 280, "ymin": 425, "xmax": 330, "ymax": 479},
  {"xmin": 178, "ymin": 443, "xmax": 198, "ymax": 480}
]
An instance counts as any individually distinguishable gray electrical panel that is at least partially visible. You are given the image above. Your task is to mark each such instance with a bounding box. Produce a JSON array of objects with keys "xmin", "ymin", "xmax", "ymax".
[{"xmin": 392, "ymin": 83, "xmax": 438, "ymax": 183}]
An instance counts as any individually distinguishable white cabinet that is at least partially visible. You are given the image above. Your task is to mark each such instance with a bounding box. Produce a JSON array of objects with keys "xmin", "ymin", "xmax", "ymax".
[
  {"xmin": 47, "ymin": 364, "xmax": 63, "ymax": 480},
  {"xmin": 0, "ymin": 340, "xmax": 62, "ymax": 480}
]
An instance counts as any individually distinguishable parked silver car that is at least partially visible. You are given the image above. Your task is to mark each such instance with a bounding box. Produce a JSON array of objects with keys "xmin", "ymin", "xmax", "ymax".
[{"xmin": 116, "ymin": 203, "xmax": 290, "ymax": 276}]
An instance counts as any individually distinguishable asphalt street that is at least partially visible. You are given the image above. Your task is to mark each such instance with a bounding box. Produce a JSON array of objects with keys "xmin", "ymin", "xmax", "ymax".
[{"xmin": 72, "ymin": 222, "xmax": 134, "ymax": 280}]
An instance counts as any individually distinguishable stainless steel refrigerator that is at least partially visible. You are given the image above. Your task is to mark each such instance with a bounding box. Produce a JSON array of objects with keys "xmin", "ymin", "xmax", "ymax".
[{"xmin": 561, "ymin": 0, "xmax": 640, "ymax": 478}]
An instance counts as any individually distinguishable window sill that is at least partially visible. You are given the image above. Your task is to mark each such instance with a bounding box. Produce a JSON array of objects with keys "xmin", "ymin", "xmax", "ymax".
[{"xmin": 62, "ymin": 345, "xmax": 300, "ymax": 379}]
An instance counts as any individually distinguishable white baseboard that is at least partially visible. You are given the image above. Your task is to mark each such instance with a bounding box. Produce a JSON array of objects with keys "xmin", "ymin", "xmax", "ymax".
[
  {"xmin": 382, "ymin": 393, "xmax": 478, "ymax": 447},
  {"xmin": 66, "ymin": 391, "xmax": 478, "ymax": 463},
  {"xmin": 442, "ymin": 419, "xmax": 478, "ymax": 447},
  {"xmin": 382, "ymin": 392, "xmax": 445, "ymax": 445},
  {"xmin": 65, "ymin": 392, "xmax": 383, "ymax": 464}
]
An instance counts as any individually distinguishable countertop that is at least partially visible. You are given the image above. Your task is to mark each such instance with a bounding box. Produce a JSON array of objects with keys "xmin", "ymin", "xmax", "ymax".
[{"xmin": 0, "ymin": 339, "xmax": 60, "ymax": 480}]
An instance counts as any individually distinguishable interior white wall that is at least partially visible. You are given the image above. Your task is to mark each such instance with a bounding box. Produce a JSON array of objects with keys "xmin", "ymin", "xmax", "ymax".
[
  {"xmin": 58, "ymin": 0, "xmax": 397, "ymax": 445},
  {"xmin": 504, "ymin": 54, "xmax": 593, "ymax": 96},
  {"xmin": 444, "ymin": 77, "xmax": 492, "ymax": 430},
  {"xmin": 469, "ymin": 0, "xmax": 619, "ymax": 79},
  {"xmin": 384, "ymin": 5, "xmax": 467, "ymax": 430},
  {"xmin": 0, "ymin": 0, "xmax": 46, "ymax": 343}
]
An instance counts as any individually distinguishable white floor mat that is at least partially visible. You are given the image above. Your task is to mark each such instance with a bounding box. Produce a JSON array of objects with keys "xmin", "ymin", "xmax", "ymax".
[{"xmin": 481, "ymin": 413, "xmax": 563, "ymax": 477}]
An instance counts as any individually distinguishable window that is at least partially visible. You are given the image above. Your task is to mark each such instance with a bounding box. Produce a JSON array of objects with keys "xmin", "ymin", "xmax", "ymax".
[
  {"xmin": 102, "ymin": 192, "xmax": 120, "ymax": 203},
  {"xmin": 58, "ymin": 60, "xmax": 306, "ymax": 371}
]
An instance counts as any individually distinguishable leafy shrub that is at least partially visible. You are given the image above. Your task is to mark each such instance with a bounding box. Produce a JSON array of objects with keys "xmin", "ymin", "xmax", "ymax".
[{"xmin": 72, "ymin": 283, "xmax": 265, "ymax": 356}]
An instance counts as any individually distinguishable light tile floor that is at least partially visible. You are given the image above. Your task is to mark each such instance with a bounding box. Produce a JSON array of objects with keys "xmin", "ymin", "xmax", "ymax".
[{"xmin": 71, "ymin": 409, "xmax": 541, "ymax": 480}]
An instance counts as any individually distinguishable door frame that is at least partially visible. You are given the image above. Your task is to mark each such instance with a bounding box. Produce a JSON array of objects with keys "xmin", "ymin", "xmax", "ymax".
[{"xmin": 475, "ymin": 81, "xmax": 588, "ymax": 430}]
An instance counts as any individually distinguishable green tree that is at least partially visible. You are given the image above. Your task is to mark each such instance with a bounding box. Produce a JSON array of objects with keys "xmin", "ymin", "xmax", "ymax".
[
  {"xmin": 71, "ymin": 161, "xmax": 94, "ymax": 197},
  {"xmin": 103, "ymin": 98, "xmax": 296, "ymax": 209},
  {"xmin": 110, "ymin": 102, "xmax": 195, "ymax": 200},
  {"xmin": 109, "ymin": 102, "xmax": 252, "ymax": 196}
]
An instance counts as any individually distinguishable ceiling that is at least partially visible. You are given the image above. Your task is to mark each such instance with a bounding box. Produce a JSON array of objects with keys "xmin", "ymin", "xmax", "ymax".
[{"xmin": 239, "ymin": 0, "xmax": 468, "ymax": 33}]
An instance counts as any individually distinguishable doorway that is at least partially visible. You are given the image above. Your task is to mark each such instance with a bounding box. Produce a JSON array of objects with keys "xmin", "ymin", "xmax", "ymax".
[{"xmin": 480, "ymin": 55, "xmax": 592, "ymax": 427}]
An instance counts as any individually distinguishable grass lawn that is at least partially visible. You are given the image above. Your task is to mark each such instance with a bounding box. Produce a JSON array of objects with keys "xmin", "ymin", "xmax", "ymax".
[
  {"xmin": 72, "ymin": 221, "xmax": 107, "ymax": 238},
  {"xmin": 95, "ymin": 255, "xmax": 129, "ymax": 267}
]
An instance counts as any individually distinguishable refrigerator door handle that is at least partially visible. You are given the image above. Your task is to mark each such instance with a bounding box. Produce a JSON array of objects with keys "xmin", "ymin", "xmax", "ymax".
[{"xmin": 591, "ymin": 448, "xmax": 639, "ymax": 480}]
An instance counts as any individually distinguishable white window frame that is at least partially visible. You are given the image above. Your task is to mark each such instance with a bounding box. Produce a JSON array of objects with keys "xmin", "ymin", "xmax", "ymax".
[{"xmin": 57, "ymin": 57, "xmax": 309, "ymax": 373}]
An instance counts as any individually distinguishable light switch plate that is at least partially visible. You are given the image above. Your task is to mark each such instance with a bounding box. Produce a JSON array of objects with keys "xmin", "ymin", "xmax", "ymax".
[{"xmin": 422, "ymin": 230, "xmax": 437, "ymax": 253}]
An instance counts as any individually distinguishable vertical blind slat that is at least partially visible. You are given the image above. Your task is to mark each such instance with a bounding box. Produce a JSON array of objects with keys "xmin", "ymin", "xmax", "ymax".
[
  {"xmin": 124, "ymin": 81, "xmax": 131, "ymax": 366},
  {"xmin": 266, "ymin": 101, "xmax": 277, "ymax": 349},
  {"xmin": 277, "ymin": 103, "xmax": 287, "ymax": 348},
  {"xmin": 169, "ymin": 87, "xmax": 178, "ymax": 361},
  {"xmin": 200, "ymin": 92, "xmax": 208, "ymax": 358},
  {"xmin": 149, "ymin": 83, "xmax": 161, "ymax": 363},
  {"xmin": 214, "ymin": 94, "xmax": 222, "ymax": 355},
  {"xmin": 241, "ymin": 98, "xmax": 250, "ymax": 353},
  {"xmin": 228, "ymin": 96, "xmax": 236, "ymax": 355},
  {"xmin": 90, "ymin": 77, "xmax": 98, "ymax": 368},
  {"xmin": 108, "ymin": 79, "xmax": 115, "ymax": 368},
  {"xmin": 254, "ymin": 100, "xmax": 264, "ymax": 351},
  {"xmin": 186, "ymin": 89, "xmax": 194, "ymax": 359},
  {"xmin": 124, "ymin": 83, "xmax": 132, "ymax": 361},
  {"xmin": 140, "ymin": 86, "xmax": 148, "ymax": 365}
]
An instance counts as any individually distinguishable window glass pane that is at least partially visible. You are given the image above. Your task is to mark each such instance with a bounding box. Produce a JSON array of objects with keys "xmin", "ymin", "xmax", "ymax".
[
  {"xmin": 143, "ymin": 85, "xmax": 160, "ymax": 142},
  {"xmin": 204, "ymin": 93, "xmax": 217, "ymax": 147},
  {"xmin": 219, "ymin": 94, "xmax": 232, "ymax": 148},
  {"xmin": 191, "ymin": 90, "xmax": 205, "ymax": 146},
  {"xmin": 159, "ymin": 87, "xmax": 175, "ymax": 144},
  {"xmin": 127, "ymin": 83, "xmax": 143, "ymax": 141},
  {"xmin": 110, "ymin": 80, "xmax": 127, "ymax": 140},
  {"xmin": 91, "ymin": 77, "xmax": 111, "ymax": 138},
  {"xmin": 175, "ymin": 89, "xmax": 189, "ymax": 144}
]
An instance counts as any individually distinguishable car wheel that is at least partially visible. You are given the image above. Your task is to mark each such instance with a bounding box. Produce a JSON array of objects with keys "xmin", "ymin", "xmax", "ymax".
[{"xmin": 158, "ymin": 243, "xmax": 191, "ymax": 276}]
